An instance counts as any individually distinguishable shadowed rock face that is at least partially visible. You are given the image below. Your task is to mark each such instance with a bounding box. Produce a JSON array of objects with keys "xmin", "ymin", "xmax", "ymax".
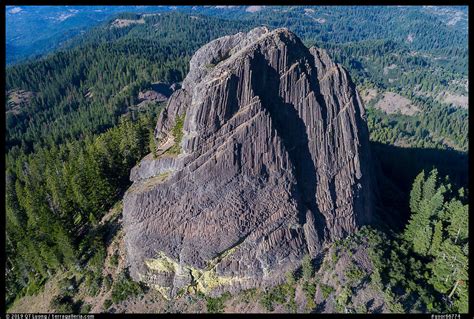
[{"xmin": 123, "ymin": 27, "xmax": 374, "ymax": 298}]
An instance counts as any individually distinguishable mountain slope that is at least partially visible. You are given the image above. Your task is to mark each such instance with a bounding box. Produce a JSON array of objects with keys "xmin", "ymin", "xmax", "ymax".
[
  {"xmin": 5, "ymin": 13, "xmax": 251, "ymax": 152},
  {"xmin": 123, "ymin": 27, "xmax": 374, "ymax": 298}
]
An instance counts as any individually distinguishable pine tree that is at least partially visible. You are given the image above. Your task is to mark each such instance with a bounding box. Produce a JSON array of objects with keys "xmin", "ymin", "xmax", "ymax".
[
  {"xmin": 413, "ymin": 224, "xmax": 432, "ymax": 256},
  {"xmin": 409, "ymin": 170, "xmax": 425, "ymax": 214},
  {"xmin": 302, "ymin": 254, "xmax": 313, "ymax": 281},
  {"xmin": 446, "ymin": 199, "xmax": 468, "ymax": 244},
  {"xmin": 422, "ymin": 169, "xmax": 438, "ymax": 200},
  {"xmin": 52, "ymin": 222, "xmax": 76, "ymax": 268},
  {"xmin": 286, "ymin": 270, "xmax": 296, "ymax": 286},
  {"xmin": 428, "ymin": 240, "xmax": 467, "ymax": 296},
  {"xmin": 426, "ymin": 185, "xmax": 446, "ymax": 219},
  {"xmin": 149, "ymin": 129, "xmax": 158, "ymax": 158},
  {"xmin": 405, "ymin": 169, "xmax": 446, "ymax": 255},
  {"xmin": 429, "ymin": 221, "xmax": 443, "ymax": 256}
]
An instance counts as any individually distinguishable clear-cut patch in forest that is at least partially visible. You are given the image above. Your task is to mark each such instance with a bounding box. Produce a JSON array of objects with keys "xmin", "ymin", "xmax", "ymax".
[
  {"xmin": 374, "ymin": 92, "xmax": 420, "ymax": 116},
  {"xmin": 111, "ymin": 18, "xmax": 145, "ymax": 28},
  {"xmin": 6, "ymin": 89, "xmax": 36, "ymax": 114}
]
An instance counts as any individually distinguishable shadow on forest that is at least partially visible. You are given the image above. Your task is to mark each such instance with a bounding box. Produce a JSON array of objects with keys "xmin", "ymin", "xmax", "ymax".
[
  {"xmin": 102, "ymin": 217, "xmax": 122, "ymax": 247},
  {"xmin": 370, "ymin": 141, "xmax": 468, "ymax": 231},
  {"xmin": 150, "ymin": 82, "xmax": 173, "ymax": 98}
]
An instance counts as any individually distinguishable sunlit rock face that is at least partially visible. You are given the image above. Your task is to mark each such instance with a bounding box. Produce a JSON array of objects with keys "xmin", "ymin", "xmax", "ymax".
[{"xmin": 123, "ymin": 27, "xmax": 374, "ymax": 298}]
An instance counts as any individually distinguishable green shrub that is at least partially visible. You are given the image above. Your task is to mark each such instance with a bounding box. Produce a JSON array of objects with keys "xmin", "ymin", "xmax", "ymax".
[
  {"xmin": 285, "ymin": 281, "xmax": 297, "ymax": 312},
  {"xmin": 302, "ymin": 254, "xmax": 313, "ymax": 281},
  {"xmin": 320, "ymin": 283, "xmax": 335, "ymax": 299},
  {"xmin": 103, "ymin": 299, "xmax": 112, "ymax": 310},
  {"xmin": 167, "ymin": 113, "xmax": 186, "ymax": 155},
  {"xmin": 58, "ymin": 276, "xmax": 78, "ymax": 295},
  {"xmin": 104, "ymin": 274, "xmax": 113, "ymax": 291},
  {"xmin": 286, "ymin": 270, "xmax": 296, "ymax": 286},
  {"xmin": 303, "ymin": 281, "xmax": 317, "ymax": 311},
  {"xmin": 239, "ymin": 288, "xmax": 258, "ymax": 304},
  {"xmin": 206, "ymin": 297, "xmax": 224, "ymax": 313},
  {"xmin": 260, "ymin": 291, "xmax": 274, "ymax": 312},
  {"xmin": 306, "ymin": 298, "xmax": 316, "ymax": 311},
  {"xmin": 149, "ymin": 129, "xmax": 158, "ymax": 158},
  {"xmin": 258, "ymin": 284, "xmax": 291, "ymax": 312},
  {"xmin": 355, "ymin": 303, "xmax": 368, "ymax": 313},
  {"xmin": 346, "ymin": 265, "xmax": 366, "ymax": 284},
  {"xmin": 111, "ymin": 270, "xmax": 146, "ymax": 304},
  {"xmin": 110, "ymin": 252, "xmax": 119, "ymax": 267},
  {"xmin": 81, "ymin": 303, "xmax": 92, "ymax": 314},
  {"xmin": 196, "ymin": 291, "xmax": 205, "ymax": 299},
  {"xmin": 206, "ymin": 291, "xmax": 231, "ymax": 313},
  {"xmin": 50, "ymin": 295, "xmax": 75, "ymax": 313},
  {"xmin": 25, "ymin": 277, "xmax": 47, "ymax": 296},
  {"xmin": 271, "ymin": 284, "xmax": 288, "ymax": 305},
  {"xmin": 286, "ymin": 298, "xmax": 297, "ymax": 313},
  {"xmin": 303, "ymin": 281, "xmax": 317, "ymax": 299},
  {"xmin": 88, "ymin": 243, "xmax": 106, "ymax": 272},
  {"xmin": 84, "ymin": 271, "xmax": 102, "ymax": 297},
  {"xmin": 176, "ymin": 287, "xmax": 186, "ymax": 297},
  {"xmin": 335, "ymin": 287, "xmax": 351, "ymax": 312}
]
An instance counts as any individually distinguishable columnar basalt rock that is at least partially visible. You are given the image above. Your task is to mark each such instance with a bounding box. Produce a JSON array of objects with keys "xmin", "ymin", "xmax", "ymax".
[{"xmin": 123, "ymin": 27, "xmax": 374, "ymax": 298}]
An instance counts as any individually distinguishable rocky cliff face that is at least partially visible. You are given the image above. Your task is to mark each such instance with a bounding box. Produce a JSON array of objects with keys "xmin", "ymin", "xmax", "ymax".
[{"xmin": 123, "ymin": 27, "xmax": 374, "ymax": 298}]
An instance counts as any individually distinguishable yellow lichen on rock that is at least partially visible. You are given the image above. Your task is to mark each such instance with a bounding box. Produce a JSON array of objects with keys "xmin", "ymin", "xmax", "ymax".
[
  {"xmin": 143, "ymin": 249, "xmax": 249, "ymax": 297},
  {"xmin": 191, "ymin": 268, "xmax": 202, "ymax": 281},
  {"xmin": 153, "ymin": 285, "xmax": 171, "ymax": 300},
  {"xmin": 196, "ymin": 269, "xmax": 237, "ymax": 294},
  {"xmin": 144, "ymin": 251, "xmax": 177, "ymax": 273}
]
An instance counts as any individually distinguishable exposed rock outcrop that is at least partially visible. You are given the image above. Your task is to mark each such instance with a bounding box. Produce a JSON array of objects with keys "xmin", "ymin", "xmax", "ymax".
[
  {"xmin": 136, "ymin": 82, "xmax": 178, "ymax": 108},
  {"xmin": 123, "ymin": 27, "xmax": 374, "ymax": 298}
]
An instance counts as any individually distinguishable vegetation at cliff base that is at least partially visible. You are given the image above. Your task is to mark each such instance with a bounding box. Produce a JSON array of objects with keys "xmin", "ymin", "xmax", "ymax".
[{"xmin": 367, "ymin": 169, "xmax": 468, "ymax": 313}]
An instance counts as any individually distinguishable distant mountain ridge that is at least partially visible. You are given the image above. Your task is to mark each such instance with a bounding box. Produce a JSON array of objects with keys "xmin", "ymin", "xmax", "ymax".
[{"xmin": 6, "ymin": 6, "xmax": 468, "ymax": 65}]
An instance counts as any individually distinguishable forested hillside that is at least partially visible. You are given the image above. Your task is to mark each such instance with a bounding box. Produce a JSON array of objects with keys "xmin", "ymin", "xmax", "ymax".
[
  {"xmin": 5, "ymin": 8, "xmax": 468, "ymax": 314},
  {"xmin": 7, "ymin": 8, "xmax": 468, "ymax": 153},
  {"xmin": 370, "ymin": 169, "xmax": 468, "ymax": 313},
  {"xmin": 236, "ymin": 6, "xmax": 468, "ymax": 151},
  {"xmin": 5, "ymin": 13, "xmax": 250, "ymax": 310},
  {"xmin": 6, "ymin": 13, "xmax": 250, "ymax": 152},
  {"xmin": 6, "ymin": 6, "xmax": 175, "ymax": 64}
]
